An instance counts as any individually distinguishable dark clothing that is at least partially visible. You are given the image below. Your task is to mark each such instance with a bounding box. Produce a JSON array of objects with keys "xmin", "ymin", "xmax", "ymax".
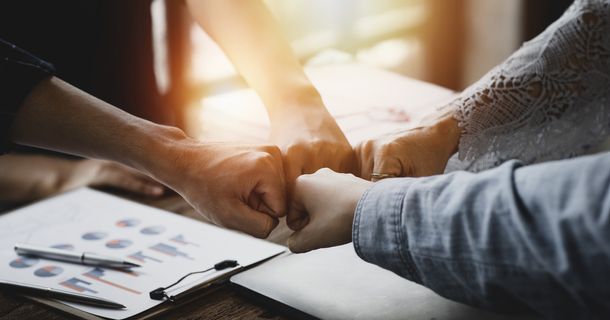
[
  {"xmin": 0, "ymin": 0, "xmax": 169, "ymax": 123},
  {"xmin": 0, "ymin": 0, "xmax": 191, "ymax": 154},
  {"xmin": 0, "ymin": 38, "xmax": 55, "ymax": 154}
]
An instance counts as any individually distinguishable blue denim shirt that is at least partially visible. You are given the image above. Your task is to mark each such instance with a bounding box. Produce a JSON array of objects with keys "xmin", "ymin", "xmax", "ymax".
[{"xmin": 353, "ymin": 152, "xmax": 610, "ymax": 319}]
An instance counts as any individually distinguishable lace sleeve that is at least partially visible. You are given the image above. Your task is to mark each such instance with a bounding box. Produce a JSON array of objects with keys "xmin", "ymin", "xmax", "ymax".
[{"xmin": 452, "ymin": 0, "xmax": 610, "ymax": 172}]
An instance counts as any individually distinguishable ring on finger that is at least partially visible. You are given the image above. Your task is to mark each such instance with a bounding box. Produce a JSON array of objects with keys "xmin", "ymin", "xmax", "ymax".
[{"xmin": 371, "ymin": 173, "xmax": 398, "ymax": 180}]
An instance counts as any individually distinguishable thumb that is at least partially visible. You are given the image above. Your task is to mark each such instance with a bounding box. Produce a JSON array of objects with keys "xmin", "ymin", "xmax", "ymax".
[{"xmin": 288, "ymin": 229, "xmax": 313, "ymax": 253}]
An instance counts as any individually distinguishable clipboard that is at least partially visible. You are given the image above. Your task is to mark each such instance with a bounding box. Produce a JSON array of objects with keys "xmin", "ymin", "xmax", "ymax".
[{"xmin": 0, "ymin": 188, "xmax": 285, "ymax": 319}]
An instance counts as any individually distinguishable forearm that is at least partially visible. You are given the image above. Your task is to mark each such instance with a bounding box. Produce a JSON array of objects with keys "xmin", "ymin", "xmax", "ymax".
[
  {"xmin": 9, "ymin": 77, "xmax": 188, "ymax": 183},
  {"xmin": 186, "ymin": 0, "xmax": 323, "ymax": 116},
  {"xmin": 354, "ymin": 152, "xmax": 610, "ymax": 318}
]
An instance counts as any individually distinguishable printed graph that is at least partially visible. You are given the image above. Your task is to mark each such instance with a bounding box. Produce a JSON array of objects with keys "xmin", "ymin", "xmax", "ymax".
[
  {"xmin": 82, "ymin": 231, "xmax": 108, "ymax": 241},
  {"xmin": 149, "ymin": 243, "xmax": 194, "ymax": 260},
  {"xmin": 128, "ymin": 251, "xmax": 162, "ymax": 263},
  {"xmin": 60, "ymin": 277, "xmax": 97, "ymax": 294},
  {"xmin": 9, "ymin": 257, "xmax": 39, "ymax": 269},
  {"xmin": 140, "ymin": 226, "xmax": 166, "ymax": 235},
  {"xmin": 50, "ymin": 243, "xmax": 74, "ymax": 250},
  {"xmin": 34, "ymin": 265, "xmax": 63, "ymax": 277},
  {"xmin": 83, "ymin": 268, "xmax": 141, "ymax": 295},
  {"xmin": 116, "ymin": 218, "xmax": 140, "ymax": 228},
  {"xmin": 170, "ymin": 234, "xmax": 199, "ymax": 247},
  {"xmin": 105, "ymin": 239, "xmax": 133, "ymax": 249}
]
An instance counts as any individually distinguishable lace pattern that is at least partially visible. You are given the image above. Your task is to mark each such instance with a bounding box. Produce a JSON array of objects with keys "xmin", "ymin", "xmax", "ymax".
[{"xmin": 452, "ymin": 0, "xmax": 610, "ymax": 172}]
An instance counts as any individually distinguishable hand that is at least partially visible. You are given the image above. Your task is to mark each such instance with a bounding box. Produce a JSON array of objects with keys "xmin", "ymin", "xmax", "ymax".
[
  {"xmin": 72, "ymin": 159, "xmax": 165, "ymax": 196},
  {"xmin": 269, "ymin": 102, "xmax": 357, "ymax": 191},
  {"xmin": 0, "ymin": 155, "xmax": 165, "ymax": 204},
  {"xmin": 156, "ymin": 140, "xmax": 287, "ymax": 238},
  {"xmin": 355, "ymin": 116, "xmax": 460, "ymax": 181},
  {"xmin": 287, "ymin": 168, "xmax": 372, "ymax": 253}
]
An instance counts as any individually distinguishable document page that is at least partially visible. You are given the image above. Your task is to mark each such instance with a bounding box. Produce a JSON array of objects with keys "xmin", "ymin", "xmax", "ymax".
[{"xmin": 0, "ymin": 188, "xmax": 285, "ymax": 319}]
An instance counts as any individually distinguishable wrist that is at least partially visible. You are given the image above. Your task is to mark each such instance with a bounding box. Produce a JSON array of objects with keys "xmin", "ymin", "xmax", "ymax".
[
  {"xmin": 126, "ymin": 123, "xmax": 193, "ymax": 185},
  {"xmin": 266, "ymin": 84, "xmax": 326, "ymax": 121},
  {"xmin": 429, "ymin": 115, "xmax": 461, "ymax": 157}
]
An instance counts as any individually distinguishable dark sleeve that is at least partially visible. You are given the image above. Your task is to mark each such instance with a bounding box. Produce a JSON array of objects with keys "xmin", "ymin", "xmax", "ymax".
[{"xmin": 0, "ymin": 38, "xmax": 55, "ymax": 154}]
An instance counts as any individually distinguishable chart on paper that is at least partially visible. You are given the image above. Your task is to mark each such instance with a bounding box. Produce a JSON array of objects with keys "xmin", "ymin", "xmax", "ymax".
[{"xmin": 0, "ymin": 188, "xmax": 285, "ymax": 319}]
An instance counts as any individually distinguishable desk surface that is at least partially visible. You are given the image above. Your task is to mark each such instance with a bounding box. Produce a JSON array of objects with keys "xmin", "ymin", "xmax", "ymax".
[{"xmin": 0, "ymin": 63, "xmax": 454, "ymax": 319}]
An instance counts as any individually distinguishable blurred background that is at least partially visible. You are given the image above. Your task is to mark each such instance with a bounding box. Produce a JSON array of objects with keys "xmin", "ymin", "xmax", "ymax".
[{"xmin": 152, "ymin": 0, "xmax": 573, "ymax": 133}]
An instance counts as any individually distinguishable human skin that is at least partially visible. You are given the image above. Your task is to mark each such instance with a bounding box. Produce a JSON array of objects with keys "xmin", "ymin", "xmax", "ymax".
[
  {"xmin": 10, "ymin": 77, "xmax": 286, "ymax": 238},
  {"xmin": 186, "ymin": 0, "xmax": 357, "ymax": 194},
  {"xmin": 0, "ymin": 155, "xmax": 165, "ymax": 204}
]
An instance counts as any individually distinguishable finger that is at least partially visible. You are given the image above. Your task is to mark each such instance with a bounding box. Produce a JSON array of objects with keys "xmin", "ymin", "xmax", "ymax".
[
  {"xmin": 227, "ymin": 201, "xmax": 280, "ymax": 238},
  {"xmin": 254, "ymin": 168, "xmax": 287, "ymax": 218},
  {"xmin": 286, "ymin": 180, "xmax": 309, "ymax": 231},
  {"xmin": 355, "ymin": 141, "xmax": 374, "ymax": 180},
  {"xmin": 288, "ymin": 229, "xmax": 313, "ymax": 253},
  {"xmin": 372, "ymin": 151, "xmax": 403, "ymax": 182},
  {"xmin": 340, "ymin": 147, "xmax": 359, "ymax": 176},
  {"xmin": 95, "ymin": 169, "xmax": 165, "ymax": 197}
]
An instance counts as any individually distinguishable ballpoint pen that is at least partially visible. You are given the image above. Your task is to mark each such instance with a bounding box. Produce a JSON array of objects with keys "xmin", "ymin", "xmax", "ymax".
[
  {"xmin": 14, "ymin": 243, "xmax": 141, "ymax": 268},
  {"xmin": 0, "ymin": 279, "xmax": 125, "ymax": 309}
]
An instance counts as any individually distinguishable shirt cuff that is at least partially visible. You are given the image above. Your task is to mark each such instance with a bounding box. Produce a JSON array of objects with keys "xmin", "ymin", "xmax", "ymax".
[{"xmin": 352, "ymin": 178, "xmax": 421, "ymax": 283}]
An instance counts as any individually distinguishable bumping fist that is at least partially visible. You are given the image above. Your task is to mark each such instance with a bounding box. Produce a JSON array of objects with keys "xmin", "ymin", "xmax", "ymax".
[
  {"xmin": 287, "ymin": 168, "xmax": 372, "ymax": 253},
  {"xmin": 159, "ymin": 140, "xmax": 287, "ymax": 238},
  {"xmin": 355, "ymin": 117, "xmax": 460, "ymax": 181}
]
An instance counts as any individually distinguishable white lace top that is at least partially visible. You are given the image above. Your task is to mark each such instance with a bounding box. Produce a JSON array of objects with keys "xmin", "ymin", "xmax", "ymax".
[{"xmin": 451, "ymin": 0, "xmax": 610, "ymax": 172}]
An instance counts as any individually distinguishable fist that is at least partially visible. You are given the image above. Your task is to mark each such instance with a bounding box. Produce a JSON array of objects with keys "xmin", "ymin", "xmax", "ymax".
[{"xmin": 287, "ymin": 168, "xmax": 372, "ymax": 253}]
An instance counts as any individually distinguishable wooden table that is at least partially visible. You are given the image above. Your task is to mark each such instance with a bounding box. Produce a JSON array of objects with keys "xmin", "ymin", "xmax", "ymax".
[{"xmin": 0, "ymin": 64, "xmax": 454, "ymax": 319}]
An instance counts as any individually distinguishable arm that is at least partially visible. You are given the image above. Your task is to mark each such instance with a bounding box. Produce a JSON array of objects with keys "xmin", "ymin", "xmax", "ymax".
[
  {"xmin": 288, "ymin": 152, "xmax": 610, "ymax": 318},
  {"xmin": 9, "ymin": 76, "xmax": 285, "ymax": 237},
  {"xmin": 185, "ymin": 0, "xmax": 356, "ymax": 189},
  {"xmin": 357, "ymin": 0, "xmax": 610, "ymax": 177}
]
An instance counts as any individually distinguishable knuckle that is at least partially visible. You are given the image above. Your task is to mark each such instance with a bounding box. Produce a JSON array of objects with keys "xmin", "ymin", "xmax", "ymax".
[
  {"xmin": 285, "ymin": 142, "xmax": 305, "ymax": 155},
  {"xmin": 261, "ymin": 144, "xmax": 281, "ymax": 157},
  {"xmin": 258, "ymin": 218, "xmax": 276, "ymax": 238}
]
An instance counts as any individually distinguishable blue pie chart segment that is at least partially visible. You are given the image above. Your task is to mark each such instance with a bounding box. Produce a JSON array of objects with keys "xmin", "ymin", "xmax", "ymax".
[
  {"xmin": 82, "ymin": 232, "xmax": 108, "ymax": 241},
  {"xmin": 51, "ymin": 243, "xmax": 74, "ymax": 250},
  {"xmin": 9, "ymin": 257, "xmax": 39, "ymax": 269},
  {"xmin": 106, "ymin": 239, "xmax": 133, "ymax": 249},
  {"xmin": 140, "ymin": 226, "xmax": 166, "ymax": 235},
  {"xmin": 116, "ymin": 219, "xmax": 140, "ymax": 228},
  {"xmin": 34, "ymin": 265, "xmax": 63, "ymax": 277}
]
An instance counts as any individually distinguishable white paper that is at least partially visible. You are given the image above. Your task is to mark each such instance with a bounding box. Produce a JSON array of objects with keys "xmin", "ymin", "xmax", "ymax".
[
  {"xmin": 232, "ymin": 244, "xmax": 538, "ymax": 320},
  {"xmin": 0, "ymin": 188, "xmax": 285, "ymax": 319}
]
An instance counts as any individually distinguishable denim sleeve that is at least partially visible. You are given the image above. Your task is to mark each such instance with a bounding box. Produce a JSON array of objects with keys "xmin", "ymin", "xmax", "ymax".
[
  {"xmin": 0, "ymin": 38, "xmax": 55, "ymax": 154},
  {"xmin": 353, "ymin": 152, "xmax": 610, "ymax": 319}
]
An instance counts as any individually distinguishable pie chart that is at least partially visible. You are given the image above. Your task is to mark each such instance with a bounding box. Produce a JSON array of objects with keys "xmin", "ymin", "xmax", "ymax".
[
  {"xmin": 51, "ymin": 243, "xmax": 74, "ymax": 250},
  {"xmin": 9, "ymin": 257, "xmax": 39, "ymax": 269},
  {"xmin": 140, "ymin": 226, "xmax": 165, "ymax": 235},
  {"xmin": 116, "ymin": 218, "xmax": 140, "ymax": 228},
  {"xmin": 106, "ymin": 239, "xmax": 133, "ymax": 249},
  {"xmin": 82, "ymin": 231, "xmax": 108, "ymax": 240},
  {"xmin": 34, "ymin": 265, "xmax": 63, "ymax": 277}
]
